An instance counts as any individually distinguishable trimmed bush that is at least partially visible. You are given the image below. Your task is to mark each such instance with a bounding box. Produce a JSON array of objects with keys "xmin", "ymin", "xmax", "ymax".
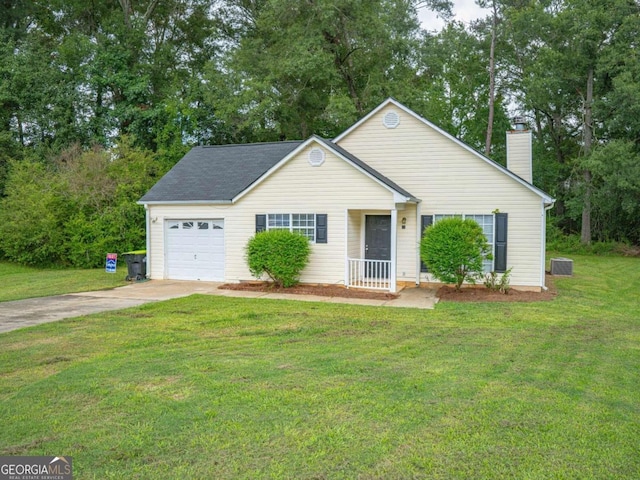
[
  {"xmin": 420, "ymin": 217, "xmax": 491, "ymax": 290},
  {"xmin": 246, "ymin": 229, "xmax": 311, "ymax": 288}
]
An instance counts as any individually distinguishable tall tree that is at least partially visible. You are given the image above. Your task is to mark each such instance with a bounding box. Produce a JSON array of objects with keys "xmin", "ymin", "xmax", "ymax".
[
  {"xmin": 497, "ymin": 0, "xmax": 639, "ymax": 241},
  {"xmin": 478, "ymin": 0, "xmax": 498, "ymax": 156},
  {"xmin": 572, "ymin": 140, "xmax": 640, "ymax": 244},
  {"xmin": 207, "ymin": 0, "xmax": 444, "ymax": 142},
  {"xmin": 0, "ymin": 0, "xmax": 216, "ymax": 151},
  {"xmin": 597, "ymin": 4, "xmax": 640, "ymax": 146},
  {"xmin": 413, "ymin": 22, "xmax": 511, "ymax": 158}
]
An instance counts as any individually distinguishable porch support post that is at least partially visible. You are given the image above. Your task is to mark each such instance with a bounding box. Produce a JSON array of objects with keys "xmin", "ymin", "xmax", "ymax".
[
  {"xmin": 390, "ymin": 208, "xmax": 397, "ymax": 293},
  {"xmin": 344, "ymin": 209, "xmax": 350, "ymax": 288}
]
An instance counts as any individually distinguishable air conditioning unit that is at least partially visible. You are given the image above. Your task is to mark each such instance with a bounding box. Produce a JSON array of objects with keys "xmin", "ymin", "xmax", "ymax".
[{"xmin": 551, "ymin": 258, "xmax": 573, "ymax": 276}]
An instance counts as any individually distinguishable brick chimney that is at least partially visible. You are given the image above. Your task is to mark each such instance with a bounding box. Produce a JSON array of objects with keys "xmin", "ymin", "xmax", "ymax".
[{"xmin": 506, "ymin": 117, "xmax": 532, "ymax": 183}]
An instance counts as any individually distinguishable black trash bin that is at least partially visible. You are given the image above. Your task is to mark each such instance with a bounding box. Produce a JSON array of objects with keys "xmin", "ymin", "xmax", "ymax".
[{"xmin": 123, "ymin": 250, "xmax": 147, "ymax": 281}]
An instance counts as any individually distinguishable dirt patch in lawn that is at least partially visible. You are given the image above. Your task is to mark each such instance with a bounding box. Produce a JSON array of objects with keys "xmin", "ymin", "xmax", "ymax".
[
  {"xmin": 436, "ymin": 275, "xmax": 558, "ymax": 303},
  {"xmin": 219, "ymin": 282, "xmax": 398, "ymax": 300}
]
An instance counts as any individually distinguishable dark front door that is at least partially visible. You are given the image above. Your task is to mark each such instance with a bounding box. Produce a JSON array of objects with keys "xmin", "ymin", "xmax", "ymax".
[{"xmin": 365, "ymin": 215, "xmax": 391, "ymax": 278}]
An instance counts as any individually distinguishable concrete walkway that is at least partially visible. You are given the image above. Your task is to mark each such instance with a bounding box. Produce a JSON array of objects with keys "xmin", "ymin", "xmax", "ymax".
[{"xmin": 0, "ymin": 280, "xmax": 438, "ymax": 334}]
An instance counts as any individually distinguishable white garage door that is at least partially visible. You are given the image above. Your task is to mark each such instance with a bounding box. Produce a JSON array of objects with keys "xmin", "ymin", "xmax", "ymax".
[{"xmin": 166, "ymin": 220, "xmax": 225, "ymax": 281}]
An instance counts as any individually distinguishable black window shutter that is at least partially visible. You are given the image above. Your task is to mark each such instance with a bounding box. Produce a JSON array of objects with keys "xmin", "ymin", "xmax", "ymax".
[
  {"xmin": 420, "ymin": 215, "xmax": 433, "ymax": 273},
  {"xmin": 494, "ymin": 213, "xmax": 508, "ymax": 273},
  {"xmin": 315, "ymin": 214, "xmax": 328, "ymax": 243},
  {"xmin": 255, "ymin": 214, "xmax": 266, "ymax": 233}
]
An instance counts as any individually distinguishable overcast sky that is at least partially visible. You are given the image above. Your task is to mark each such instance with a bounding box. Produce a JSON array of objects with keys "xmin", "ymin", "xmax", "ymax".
[{"xmin": 418, "ymin": 0, "xmax": 489, "ymax": 31}]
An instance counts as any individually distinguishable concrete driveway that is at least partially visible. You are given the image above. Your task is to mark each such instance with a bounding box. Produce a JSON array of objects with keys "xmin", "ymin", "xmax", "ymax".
[
  {"xmin": 0, "ymin": 281, "xmax": 223, "ymax": 334},
  {"xmin": 0, "ymin": 280, "xmax": 437, "ymax": 334}
]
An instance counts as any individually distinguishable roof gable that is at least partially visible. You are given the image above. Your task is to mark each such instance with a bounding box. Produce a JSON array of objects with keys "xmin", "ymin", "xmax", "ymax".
[
  {"xmin": 232, "ymin": 136, "xmax": 418, "ymax": 204},
  {"xmin": 334, "ymin": 98, "xmax": 554, "ymax": 205},
  {"xmin": 140, "ymin": 99, "xmax": 554, "ymax": 206},
  {"xmin": 318, "ymin": 139, "xmax": 417, "ymax": 202}
]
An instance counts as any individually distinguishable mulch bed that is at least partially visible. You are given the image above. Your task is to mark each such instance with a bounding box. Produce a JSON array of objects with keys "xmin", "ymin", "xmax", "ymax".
[
  {"xmin": 219, "ymin": 282, "xmax": 399, "ymax": 300},
  {"xmin": 219, "ymin": 275, "xmax": 558, "ymax": 303},
  {"xmin": 436, "ymin": 274, "xmax": 558, "ymax": 303}
]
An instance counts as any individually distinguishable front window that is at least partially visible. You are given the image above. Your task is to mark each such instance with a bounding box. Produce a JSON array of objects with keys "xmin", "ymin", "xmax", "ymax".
[
  {"xmin": 267, "ymin": 213, "xmax": 316, "ymax": 242},
  {"xmin": 466, "ymin": 214, "xmax": 494, "ymax": 273},
  {"xmin": 292, "ymin": 214, "xmax": 315, "ymax": 241},
  {"xmin": 268, "ymin": 213, "xmax": 290, "ymax": 229}
]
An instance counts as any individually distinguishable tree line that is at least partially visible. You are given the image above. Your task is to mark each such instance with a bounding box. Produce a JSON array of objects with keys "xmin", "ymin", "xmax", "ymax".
[{"xmin": 0, "ymin": 0, "xmax": 639, "ymax": 267}]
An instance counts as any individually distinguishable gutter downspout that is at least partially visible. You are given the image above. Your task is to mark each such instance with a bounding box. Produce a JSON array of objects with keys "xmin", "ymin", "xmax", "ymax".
[
  {"xmin": 415, "ymin": 202, "xmax": 422, "ymax": 286},
  {"xmin": 541, "ymin": 200, "xmax": 555, "ymax": 290},
  {"xmin": 144, "ymin": 204, "xmax": 151, "ymax": 279}
]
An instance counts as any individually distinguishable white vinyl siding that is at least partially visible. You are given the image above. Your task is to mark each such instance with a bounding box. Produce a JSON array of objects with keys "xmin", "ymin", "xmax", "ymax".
[
  {"xmin": 506, "ymin": 131, "xmax": 533, "ymax": 183},
  {"xmin": 337, "ymin": 105, "xmax": 545, "ymax": 288},
  {"xmin": 147, "ymin": 144, "xmax": 395, "ymax": 284},
  {"xmin": 146, "ymin": 103, "xmax": 548, "ymax": 289},
  {"xmin": 395, "ymin": 203, "xmax": 418, "ymax": 282},
  {"xmin": 347, "ymin": 211, "xmax": 362, "ymax": 259}
]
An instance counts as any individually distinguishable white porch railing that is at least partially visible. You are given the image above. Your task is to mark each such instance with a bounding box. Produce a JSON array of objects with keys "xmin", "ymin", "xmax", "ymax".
[{"xmin": 347, "ymin": 258, "xmax": 391, "ymax": 290}]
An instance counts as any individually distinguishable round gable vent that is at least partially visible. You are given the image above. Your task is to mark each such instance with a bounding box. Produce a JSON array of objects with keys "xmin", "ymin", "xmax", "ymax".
[
  {"xmin": 308, "ymin": 147, "xmax": 325, "ymax": 166},
  {"xmin": 383, "ymin": 110, "xmax": 400, "ymax": 129}
]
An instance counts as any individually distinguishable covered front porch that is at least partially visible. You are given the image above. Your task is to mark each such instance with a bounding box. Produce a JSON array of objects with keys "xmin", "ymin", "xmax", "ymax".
[{"xmin": 344, "ymin": 205, "xmax": 419, "ymax": 293}]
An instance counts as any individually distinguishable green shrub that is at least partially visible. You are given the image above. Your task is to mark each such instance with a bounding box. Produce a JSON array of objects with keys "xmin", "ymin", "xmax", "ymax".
[
  {"xmin": 420, "ymin": 217, "xmax": 491, "ymax": 290},
  {"xmin": 546, "ymin": 228, "xmax": 628, "ymax": 256},
  {"xmin": 0, "ymin": 160, "xmax": 69, "ymax": 266},
  {"xmin": 0, "ymin": 140, "xmax": 163, "ymax": 268},
  {"xmin": 246, "ymin": 229, "xmax": 311, "ymax": 288},
  {"xmin": 484, "ymin": 267, "xmax": 512, "ymax": 294}
]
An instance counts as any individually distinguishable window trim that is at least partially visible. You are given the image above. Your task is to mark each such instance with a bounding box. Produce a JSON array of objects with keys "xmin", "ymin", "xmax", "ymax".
[{"xmin": 266, "ymin": 213, "xmax": 317, "ymax": 243}]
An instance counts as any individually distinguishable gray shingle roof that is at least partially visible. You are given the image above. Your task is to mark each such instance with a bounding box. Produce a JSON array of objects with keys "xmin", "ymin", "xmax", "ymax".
[
  {"xmin": 139, "ymin": 137, "xmax": 418, "ymax": 204},
  {"xmin": 139, "ymin": 141, "xmax": 304, "ymax": 203}
]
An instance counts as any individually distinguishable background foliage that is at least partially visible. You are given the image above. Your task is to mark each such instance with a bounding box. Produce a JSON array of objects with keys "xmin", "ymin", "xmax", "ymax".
[
  {"xmin": 1, "ymin": 0, "xmax": 639, "ymax": 266},
  {"xmin": 0, "ymin": 139, "xmax": 165, "ymax": 267}
]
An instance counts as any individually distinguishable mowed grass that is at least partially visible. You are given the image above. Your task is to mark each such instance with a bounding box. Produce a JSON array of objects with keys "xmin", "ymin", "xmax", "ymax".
[
  {"xmin": 0, "ymin": 262, "xmax": 127, "ymax": 302},
  {"xmin": 1, "ymin": 254, "xmax": 639, "ymax": 479}
]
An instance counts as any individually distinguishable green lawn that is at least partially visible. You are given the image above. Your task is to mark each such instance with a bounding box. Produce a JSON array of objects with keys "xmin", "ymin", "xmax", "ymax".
[
  {"xmin": 0, "ymin": 262, "xmax": 127, "ymax": 302},
  {"xmin": 1, "ymin": 254, "xmax": 639, "ymax": 478}
]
